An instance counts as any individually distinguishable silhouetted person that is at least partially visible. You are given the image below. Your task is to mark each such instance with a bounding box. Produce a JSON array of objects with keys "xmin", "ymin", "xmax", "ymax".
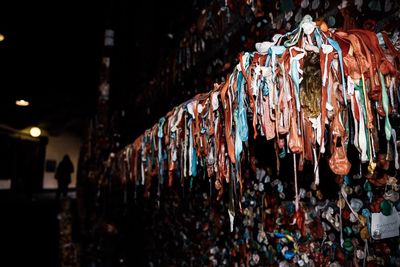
[{"xmin": 55, "ymin": 154, "xmax": 74, "ymax": 199}]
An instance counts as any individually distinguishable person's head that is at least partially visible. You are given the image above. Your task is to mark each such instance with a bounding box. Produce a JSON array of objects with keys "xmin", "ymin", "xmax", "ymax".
[{"xmin": 63, "ymin": 154, "xmax": 70, "ymax": 161}]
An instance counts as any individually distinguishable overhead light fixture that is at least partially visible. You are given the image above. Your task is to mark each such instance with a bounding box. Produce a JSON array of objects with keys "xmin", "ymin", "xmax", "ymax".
[
  {"xmin": 16, "ymin": 99, "xmax": 30, "ymax": 106},
  {"xmin": 0, "ymin": 33, "xmax": 4, "ymax": 42},
  {"xmin": 30, "ymin": 127, "xmax": 41, "ymax": 137}
]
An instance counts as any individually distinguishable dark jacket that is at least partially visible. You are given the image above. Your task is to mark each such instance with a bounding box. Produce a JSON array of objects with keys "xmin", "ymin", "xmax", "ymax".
[{"xmin": 55, "ymin": 156, "xmax": 74, "ymax": 184}]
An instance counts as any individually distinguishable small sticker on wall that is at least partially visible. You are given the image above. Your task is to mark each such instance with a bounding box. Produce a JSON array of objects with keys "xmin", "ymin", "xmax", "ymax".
[
  {"xmin": 371, "ymin": 208, "xmax": 400, "ymax": 240},
  {"xmin": 46, "ymin": 160, "xmax": 57, "ymax": 172}
]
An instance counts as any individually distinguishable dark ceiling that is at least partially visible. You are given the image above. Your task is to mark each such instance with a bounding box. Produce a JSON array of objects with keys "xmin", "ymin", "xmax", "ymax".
[{"xmin": 0, "ymin": 0, "xmax": 192, "ymax": 136}]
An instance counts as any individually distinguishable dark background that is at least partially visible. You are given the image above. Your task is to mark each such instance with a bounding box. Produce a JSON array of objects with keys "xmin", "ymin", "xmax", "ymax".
[{"xmin": 0, "ymin": 0, "xmax": 193, "ymax": 135}]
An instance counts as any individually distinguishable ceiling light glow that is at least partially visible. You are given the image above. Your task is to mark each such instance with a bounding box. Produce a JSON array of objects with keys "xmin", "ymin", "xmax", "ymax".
[
  {"xmin": 16, "ymin": 100, "xmax": 30, "ymax": 106},
  {"xmin": 30, "ymin": 127, "xmax": 41, "ymax": 137}
]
